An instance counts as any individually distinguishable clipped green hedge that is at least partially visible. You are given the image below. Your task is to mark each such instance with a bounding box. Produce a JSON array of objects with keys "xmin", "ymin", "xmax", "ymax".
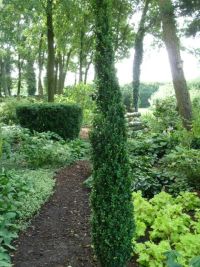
[{"xmin": 16, "ymin": 103, "xmax": 82, "ymax": 140}]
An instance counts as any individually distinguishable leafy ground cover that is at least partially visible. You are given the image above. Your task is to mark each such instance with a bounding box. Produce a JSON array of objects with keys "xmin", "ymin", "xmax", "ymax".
[
  {"xmin": 0, "ymin": 123, "xmax": 90, "ymax": 266},
  {"xmin": 0, "ymin": 169, "xmax": 55, "ymax": 266},
  {"xmin": 133, "ymin": 191, "xmax": 200, "ymax": 267}
]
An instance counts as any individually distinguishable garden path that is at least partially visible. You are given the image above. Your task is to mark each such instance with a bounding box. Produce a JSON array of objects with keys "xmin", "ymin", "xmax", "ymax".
[{"xmin": 12, "ymin": 161, "xmax": 98, "ymax": 267}]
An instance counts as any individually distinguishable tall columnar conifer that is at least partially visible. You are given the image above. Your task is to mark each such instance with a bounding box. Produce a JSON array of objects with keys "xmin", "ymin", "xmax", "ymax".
[{"xmin": 90, "ymin": 0, "xmax": 134, "ymax": 266}]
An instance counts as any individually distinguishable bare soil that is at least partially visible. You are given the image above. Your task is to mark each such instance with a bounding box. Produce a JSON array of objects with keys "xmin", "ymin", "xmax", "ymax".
[{"xmin": 79, "ymin": 127, "xmax": 90, "ymax": 140}]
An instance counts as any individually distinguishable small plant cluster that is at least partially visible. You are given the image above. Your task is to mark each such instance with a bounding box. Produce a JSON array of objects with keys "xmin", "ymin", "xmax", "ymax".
[
  {"xmin": 128, "ymin": 95, "xmax": 200, "ymax": 198},
  {"xmin": 1, "ymin": 125, "xmax": 90, "ymax": 168},
  {"xmin": 0, "ymin": 97, "xmax": 38, "ymax": 125},
  {"xmin": 162, "ymin": 146, "xmax": 200, "ymax": 189},
  {"xmin": 55, "ymin": 83, "xmax": 96, "ymax": 126},
  {"xmin": 127, "ymin": 131, "xmax": 190, "ymax": 198},
  {"xmin": 16, "ymin": 103, "xmax": 83, "ymax": 140},
  {"xmin": 133, "ymin": 191, "xmax": 200, "ymax": 267},
  {"xmin": 0, "ymin": 169, "xmax": 55, "ymax": 267}
]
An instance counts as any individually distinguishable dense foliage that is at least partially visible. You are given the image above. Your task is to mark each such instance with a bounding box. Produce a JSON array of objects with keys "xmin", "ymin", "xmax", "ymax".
[
  {"xmin": 16, "ymin": 103, "xmax": 83, "ymax": 140},
  {"xmin": 90, "ymin": 0, "xmax": 134, "ymax": 266}
]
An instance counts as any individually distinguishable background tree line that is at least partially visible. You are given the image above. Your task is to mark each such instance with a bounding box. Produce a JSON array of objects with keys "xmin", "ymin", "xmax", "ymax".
[{"xmin": 0, "ymin": 0, "xmax": 199, "ymax": 128}]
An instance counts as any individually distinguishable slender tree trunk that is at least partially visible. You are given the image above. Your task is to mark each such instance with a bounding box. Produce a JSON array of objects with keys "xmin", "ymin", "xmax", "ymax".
[
  {"xmin": 6, "ymin": 61, "xmax": 12, "ymax": 96},
  {"xmin": 17, "ymin": 54, "xmax": 22, "ymax": 97},
  {"xmin": 158, "ymin": 0, "xmax": 192, "ymax": 130},
  {"xmin": 58, "ymin": 49, "xmax": 72, "ymax": 94},
  {"xmin": 74, "ymin": 71, "xmax": 77, "ymax": 86},
  {"xmin": 54, "ymin": 55, "xmax": 59, "ymax": 94},
  {"xmin": 79, "ymin": 29, "xmax": 84, "ymax": 83},
  {"xmin": 46, "ymin": 0, "xmax": 55, "ymax": 102},
  {"xmin": 38, "ymin": 33, "xmax": 44, "ymax": 97},
  {"xmin": 1, "ymin": 60, "xmax": 9, "ymax": 96},
  {"xmin": 84, "ymin": 53, "xmax": 93, "ymax": 84},
  {"xmin": 62, "ymin": 49, "xmax": 72, "ymax": 89},
  {"xmin": 58, "ymin": 53, "xmax": 64, "ymax": 94},
  {"xmin": 0, "ymin": 57, "xmax": 3, "ymax": 97},
  {"xmin": 133, "ymin": 0, "xmax": 150, "ymax": 112}
]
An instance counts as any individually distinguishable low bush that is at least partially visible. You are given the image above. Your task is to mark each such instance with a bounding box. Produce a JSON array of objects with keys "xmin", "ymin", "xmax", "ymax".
[{"xmin": 16, "ymin": 103, "xmax": 83, "ymax": 140}]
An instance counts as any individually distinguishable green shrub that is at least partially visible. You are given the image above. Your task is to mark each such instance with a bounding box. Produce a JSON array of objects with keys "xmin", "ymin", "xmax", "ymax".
[
  {"xmin": 16, "ymin": 103, "xmax": 83, "ymax": 140},
  {"xmin": 90, "ymin": 1, "xmax": 134, "ymax": 266},
  {"xmin": 0, "ymin": 98, "xmax": 25, "ymax": 125},
  {"xmin": 55, "ymin": 83, "xmax": 96, "ymax": 126},
  {"xmin": 127, "ymin": 132, "xmax": 187, "ymax": 198},
  {"xmin": 19, "ymin": 134, "xmax": 90, "ymax": 168},
  {"xmin": 152, "ymin": 97, "xmax": 182, "ymax": 132},
  {"xmin": 162, "ymin": 146, "xmax": 200, "ymax": 189},
  {"xmin": 19, "ymin": 133, "xmax": 73, "ymax": 167}
]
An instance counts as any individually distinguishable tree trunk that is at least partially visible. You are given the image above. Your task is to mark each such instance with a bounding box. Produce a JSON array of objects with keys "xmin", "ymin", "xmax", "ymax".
[
  {"xmin": 38, "ymin": 33, "xmax": 44, "ymax": 97},
  {"xmin": 84, "ymin": 53, "xmax": 93, "ymax": 84},
  {"xmin": 54, "ymin": 55, "xmax": 59, "ymax": 94},
  {"xmin": 0, "ymin": 57, "xmax": 3, "ymax": 97},
  {"xmin": 158, "ymin": 0, "xmax": 192, "ymax": 130},
  {"xmin": 1, "ymin": 60, "xmax": 9, "ymax": 96},
  {"xmin": 58, "ymin": 53, "xmax": 64, "ymax": 94},
  {"xmin": 46, "ymin": 0, "xmax": 55, "ymax": 102},
  {"xmin": 74, "ymin": 71, "xmax": 77, "ymax": 86},
  {"xmin": 58, "ymin": 49, "xmax": 72, "ymax": 94},
  {"xmin": 79, "ymin": 29, "xmax": 84, "ymax": 83},
  {"xmin": 133, "ymin": 0, "xmax": 150, "ymax": 112},
  {"xmin": 17, "ymin": 54, "xmax": 22, "ymax": 97},
  {"xmin": 26, "ymin": 59, "xmax": 36, "ymax": 96},
  {"xmin": 6, "ymin": 59, "xmax": 12, "ymax": 96}
]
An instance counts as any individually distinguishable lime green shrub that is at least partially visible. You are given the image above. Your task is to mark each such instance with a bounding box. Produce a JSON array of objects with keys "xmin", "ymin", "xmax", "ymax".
[
  {"xmin": 133, "ymin": 191, "xmax": 200, "ymax": 267},
  {"xmin": 16, "ymin": 103, "xmax": 82, "ymax": 140}
]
